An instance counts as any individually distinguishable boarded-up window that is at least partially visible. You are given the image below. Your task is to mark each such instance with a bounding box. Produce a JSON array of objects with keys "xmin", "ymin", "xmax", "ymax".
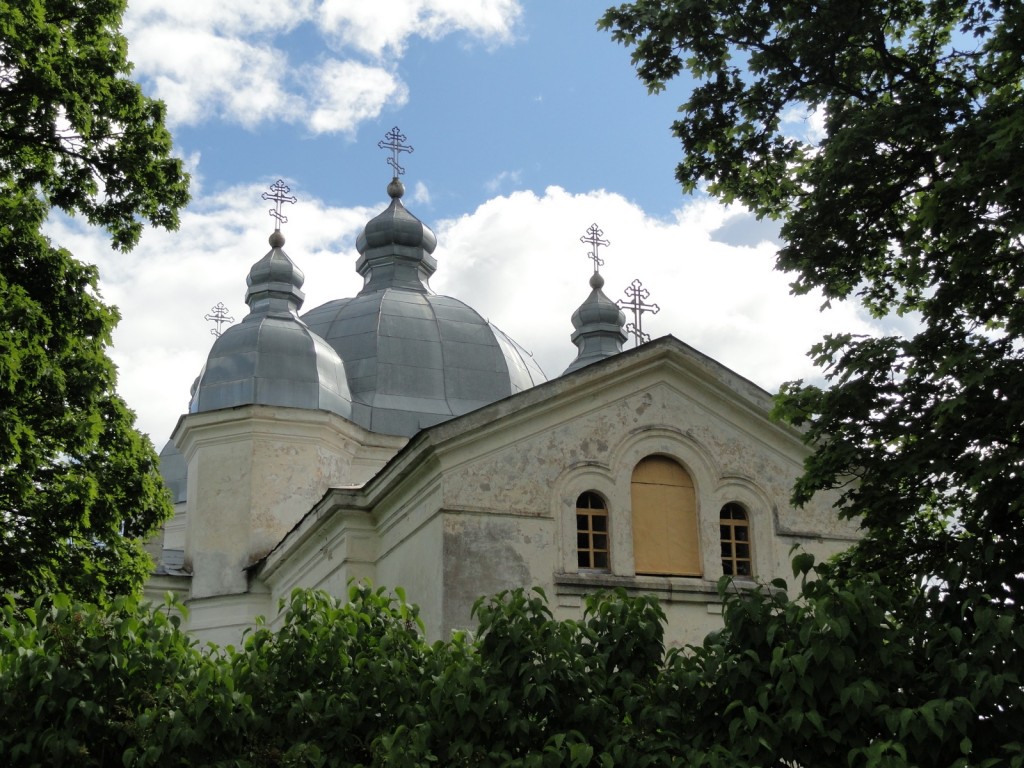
[
  {"xmin": 631, "ymin": 456, "xmax": 701, "ymax": 576},
  {"xmin": 720, "ymin": 503, "xmax": 752, "ymax": 577},
  {"xmin": 576, "ymin": 492, "xmax": 609, "ymax": 570}
]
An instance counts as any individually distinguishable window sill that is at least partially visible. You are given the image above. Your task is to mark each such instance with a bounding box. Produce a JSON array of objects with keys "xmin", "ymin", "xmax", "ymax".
[{"xmin": 554, "ymin": 571, "xmax": 758, "ymax": 605}]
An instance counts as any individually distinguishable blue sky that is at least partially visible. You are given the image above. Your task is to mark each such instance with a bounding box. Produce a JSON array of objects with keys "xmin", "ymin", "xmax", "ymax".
[{"xmin": 58, "ymin": 0, "xmax": 894, "ymax": 443}]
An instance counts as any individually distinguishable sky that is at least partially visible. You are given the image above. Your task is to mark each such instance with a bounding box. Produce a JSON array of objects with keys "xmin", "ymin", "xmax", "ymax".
[{"xmin": 55, "ymin": 0, "xmax": 900, "ymax": 445}]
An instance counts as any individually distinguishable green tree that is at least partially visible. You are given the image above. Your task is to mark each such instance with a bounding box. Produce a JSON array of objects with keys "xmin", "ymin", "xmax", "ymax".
[
  {"xmin": 0, "ymin": 0, "xmax": 189, "ymax": 601},
  {"xmin": 599, "ymin": 0, "xmax": 1024, "ymax": 599},
  {"xmin": 598, "ymin": 2, "xmax": 1024, "ymax": 765}
]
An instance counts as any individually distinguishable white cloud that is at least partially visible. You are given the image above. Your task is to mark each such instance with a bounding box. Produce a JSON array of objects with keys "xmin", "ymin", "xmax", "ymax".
[
  {"xmin": 485, "ymin": 169, "xmax": 523, "ymax": 193},
  {"xmin": 304, "ymin": 60, "xmax": 409, "ymax": 135},
  {"xmin": 122, "ymin": 0, "xmax": 521, "ymax": 131},
  {"xmin": 780, "ymin": 103, "xmax": 828, "ymax": 145},
  {"xmin": 410, "ymin": 181, "xmax": 432, "ymax": 205},
  {"xmin": 127, "ymin": 26, "xmax": 300, "ymax": 128},
  {"xmin": 317, "ymin": 0, "xmax": 522, "ymax": 56},
  {"xmin": 125, "ymin": 0, "xmax": 313, "ymax": 35},
  {"xmin": 432, "ymin": 187, "xmax": 876, "ymax": 384}
]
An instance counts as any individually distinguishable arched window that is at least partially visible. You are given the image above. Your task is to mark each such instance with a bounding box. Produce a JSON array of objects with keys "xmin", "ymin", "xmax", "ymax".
[
  {"xmin": 631, "ymin": 456, "xmax": 701, "ymax": 576},
  {"xmin": 576, "ymin": 492, "xmax": 609, "ymax": 570},
  {"xmin": 720, "ymin": 503, "xmax": 752, "ymax": 577}
]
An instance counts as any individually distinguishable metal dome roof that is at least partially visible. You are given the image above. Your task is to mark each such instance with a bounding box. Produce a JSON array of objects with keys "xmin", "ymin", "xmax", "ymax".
[
  {"xmin": 304, "ymin": 290, "xmax": 545, "ymax": 436},
  {"xmin": 190, "ymin": 232, "xmax": 353, "ymax": 419},
  {"xmin": 302, "ymin": 178, "xmax": 545, "ymax": 436},
  {"xmin": 563, "ymin": 270, "xmax": 627, "ymax": 375}
]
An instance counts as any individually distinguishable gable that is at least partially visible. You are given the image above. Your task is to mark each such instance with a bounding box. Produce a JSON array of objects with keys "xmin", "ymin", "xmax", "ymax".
[{"xmin": 257, "ymin": 336, "xmax": 858, "ymax": 645}]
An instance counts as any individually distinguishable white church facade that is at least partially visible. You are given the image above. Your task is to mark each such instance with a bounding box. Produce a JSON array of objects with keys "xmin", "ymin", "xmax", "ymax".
[{"xmin": 146, "ymin": 132, "xmax": 858, "ymax": 648}]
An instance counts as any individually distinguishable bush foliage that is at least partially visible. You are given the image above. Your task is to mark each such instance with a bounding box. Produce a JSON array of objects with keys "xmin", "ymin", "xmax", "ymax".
[{"xmin": 2, "ymin": 573, "xmax": 1020, "ymax": 767}]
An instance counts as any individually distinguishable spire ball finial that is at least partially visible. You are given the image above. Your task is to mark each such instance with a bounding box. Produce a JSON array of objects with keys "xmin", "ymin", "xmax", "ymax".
[
  {"xmin": 378, "ymin": 126, "xmax": 414, "ymax": 178},
  {"xmin": 589, "ymin": 271, "xmax": 605, "ymax": 290},
  {"xmin": 387, "ymin": 177, "xmax": 405, "ymax": 199},
  {"xmin": 269, "ymin": 230, "xmax": 285, "ymax": 247},
  {"xmin": 262, "ymin": 179, "xmax": 298, "ymax": 232}
]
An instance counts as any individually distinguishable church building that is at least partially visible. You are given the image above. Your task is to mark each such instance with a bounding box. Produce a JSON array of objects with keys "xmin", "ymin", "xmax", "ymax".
[{"xmin": 145, "ymin": 129, "xmax": 858, "ymax": 648}]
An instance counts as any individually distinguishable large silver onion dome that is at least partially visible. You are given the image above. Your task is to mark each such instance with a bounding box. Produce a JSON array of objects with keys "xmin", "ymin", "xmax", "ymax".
[
  {"xmin": 190, "ymin": 231, "xmax": 353, "ymax": 418},
  {"xmin": 302, "ymin": 179, "xmax": 545, "ymax": 436}
]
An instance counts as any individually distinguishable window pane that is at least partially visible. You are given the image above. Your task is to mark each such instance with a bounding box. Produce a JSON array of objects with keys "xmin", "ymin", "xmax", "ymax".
[
  {"xmin": 577, "ymin": 491, "xmax": 610, "ymax": 572},
  {"xmin": 720, "ymin": 503, "xmax": 753, "ymax": 578}
]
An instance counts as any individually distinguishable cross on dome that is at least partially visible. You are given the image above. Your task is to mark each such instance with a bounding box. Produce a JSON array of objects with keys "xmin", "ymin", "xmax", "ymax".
[
  {"xmin": 378, "ymin": 126, "xmax": 414, "ymax": 178},
  {"xmin": 580, "ymin": 223, "xmax": 610, "ymax": 272},
  {"xmin": 204, "ymin": 302, "xmax": 234, "ymax": 337},
  {"xmin": 262, "ymin": 179, "xmax": 297, "ymax": 231}
]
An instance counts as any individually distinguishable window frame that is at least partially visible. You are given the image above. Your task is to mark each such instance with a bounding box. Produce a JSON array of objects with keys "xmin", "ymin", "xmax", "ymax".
[
  {"xmin": 575, "ymin": 491, "xmax": 610, "ymax": 571},
  {"xmin": 719, "ymin": 502, "xmax": 753, "ymax": 578}
]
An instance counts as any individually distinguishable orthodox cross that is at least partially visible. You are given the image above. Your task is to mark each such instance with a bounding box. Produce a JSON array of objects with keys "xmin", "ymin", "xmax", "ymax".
[
  {"xmin": 617, "ymin": 279, "xmax": 660, "ymax": 347},
  {"xmin": 204, "ymin": 302, "xmax": 235, "ymax": 337},
  {"xmin": 580, "ymin": 223, "xmax": 610, "ymax": 272},
  {"xmin": 261, "ymin": 179, "xmax": 297, "ymax": 230},
  {"xmin": 625, "ymin": 322, "xmax": 650, "ymax": 346},
  {"xmin": 378, "ymin": 126, "xmax": 414, "ymax": 177}
]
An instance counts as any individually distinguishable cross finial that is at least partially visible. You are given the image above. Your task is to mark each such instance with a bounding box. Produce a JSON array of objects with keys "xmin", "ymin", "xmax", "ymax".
[
  {"xmin": 617, "ymin": 279, "xmax": 660, "ymax": 347},
  {"xmin": 204, "ymin": 301, "xmax": 235, "ymax": 337},
  {"xmin": 261, "ymin": 180, "xmax": 297, "ymax": 231},
  {"xmin": 378, "ymin": 126, "xmax": 414, "ymax": 177},
  {"xmin": 580, "ymin": 223, "xmax": 610, "ymax": 272}
]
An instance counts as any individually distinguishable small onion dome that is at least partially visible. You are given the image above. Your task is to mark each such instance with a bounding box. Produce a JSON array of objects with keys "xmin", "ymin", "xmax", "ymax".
[
  {"xmin": 354, "ymin": 178, "xmax": 439, "ymax": 295},
  {"xmin": 563, "ymin": 271, "xmax": 627, "ymax": 375},
  {"xmin": 189, "ymin": 232, "xmax": 353, "ymax": 418}
]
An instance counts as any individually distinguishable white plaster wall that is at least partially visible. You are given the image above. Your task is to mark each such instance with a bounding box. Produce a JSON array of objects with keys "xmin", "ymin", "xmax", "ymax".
[
  {"xmin": 406, "ymin": 371, "xmax": 856, "ymax": 645},
  {"xmin": 440, "ymin": 512, "xmax": 556, "ymax": 638},
  {"xmin": 375, "ymin": 485, "xmax": 446, "ymax": 640},
  {"xmin": 175, "ymin": 406, "xmax": 374, "ymax": 599},
  {"xmin": 186, "ymin": 591, "xmax": 273, "ymax": 649}
]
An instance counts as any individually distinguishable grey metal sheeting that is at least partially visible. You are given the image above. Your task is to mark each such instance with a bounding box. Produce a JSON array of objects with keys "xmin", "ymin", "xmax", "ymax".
[{"xmin": 302, "ymin": 288, "xmax": 546, "ymax": 437}]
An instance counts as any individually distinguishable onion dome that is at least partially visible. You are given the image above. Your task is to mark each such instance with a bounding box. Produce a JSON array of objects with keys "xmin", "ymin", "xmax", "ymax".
[
  {"xmin": 563, "ymin": 271, "xmax": 627, "ymax": 375},
  {"xmin": 356, "ymin": 177, "xmax": 439, "ymax": 294},
  {"xmin": 302, "ymin": 179, "xmax": 545, "ymax": 437},
  {"xmin": 190, "ymin": 231, "xmax": 353, "ymax": 418}
]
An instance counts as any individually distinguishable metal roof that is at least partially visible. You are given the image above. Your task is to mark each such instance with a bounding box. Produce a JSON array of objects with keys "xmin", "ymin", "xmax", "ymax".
[
  {"xmin": 190, "ymin": 233, "xmax": 353, "ymax": 419},
  {"xmin": 303, "ymin": 290, "xmax": 546, "ymax": 436}
]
